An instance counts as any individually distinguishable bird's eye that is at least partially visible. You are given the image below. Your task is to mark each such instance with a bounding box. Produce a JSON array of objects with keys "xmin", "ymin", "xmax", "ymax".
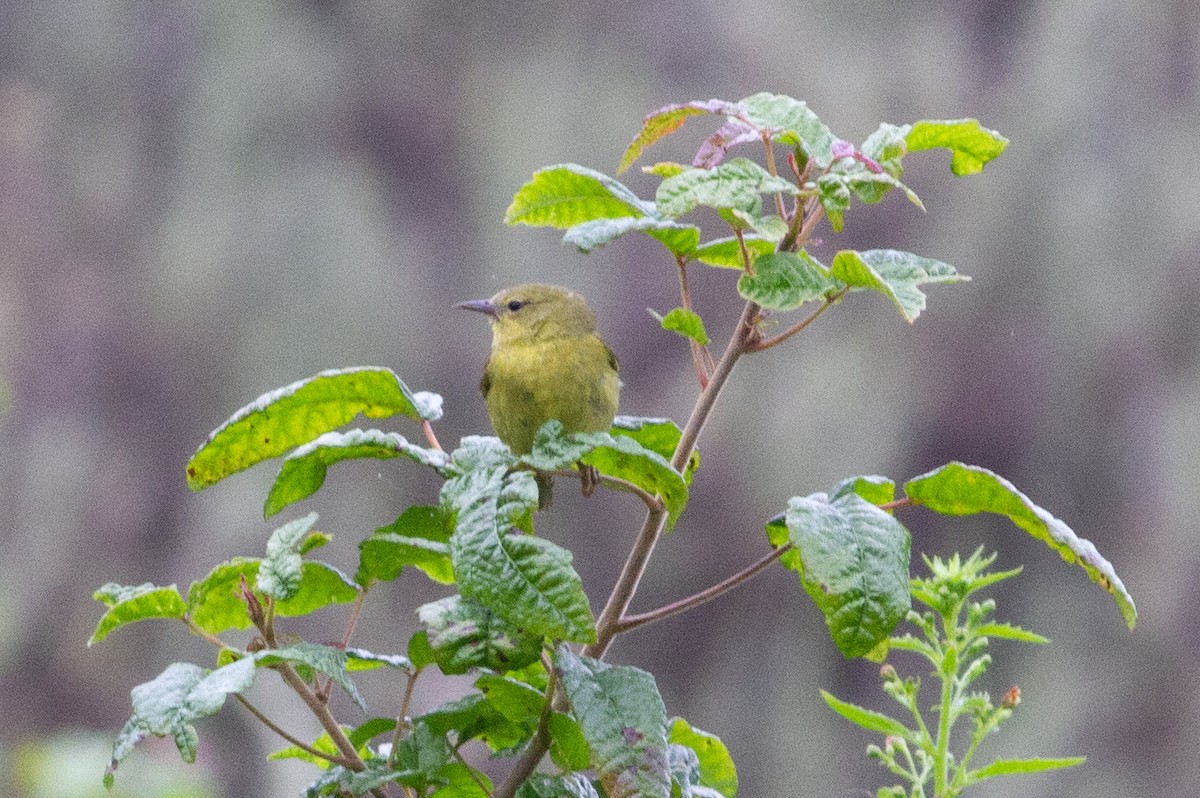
[{"xmin": 506, "ymin": 300, "xmax": 526, "ymax": 312}]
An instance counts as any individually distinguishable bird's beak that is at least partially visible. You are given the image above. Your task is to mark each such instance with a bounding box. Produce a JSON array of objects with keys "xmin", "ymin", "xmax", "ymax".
[{"xmin": 456, "ymin": 298, "xmax": 499, "ymax": 319}]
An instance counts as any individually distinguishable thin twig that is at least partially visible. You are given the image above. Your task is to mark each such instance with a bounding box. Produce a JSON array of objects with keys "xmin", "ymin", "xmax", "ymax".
[
  {"xmin": 763, "ymin": 134, "xmax": 788, "ymax": 220},
  {"xmin": 552, "ymin": 468, "xmax": 665, "ymax": 513},
  {"xmin": 674, "ymin": 255, "xmax": 713, "ymax": 386},
  {"xmin": 184, "ymin": 617, "xmax": 230, "ymax": 649},
  {"xmin": 234, "ymin": 693, "xmax": 357, "ymax": 769},
  {"xmin": 422, "ymin": 419, "xmax": 443, "ymax": 451},
  {"xmin": 616, "ymin": 543, "xmax": 792, "ymax": 633},
  {"xmin": 748, "ymin": 288, "xmax": 847, "ymax": 353},
  {"xmin": 496, "ymin": 663, "xmax": 558, "ymax": 797},
  {"xmin": 387, "ymin": 670, "xmax": 420, "ymax": 769}
]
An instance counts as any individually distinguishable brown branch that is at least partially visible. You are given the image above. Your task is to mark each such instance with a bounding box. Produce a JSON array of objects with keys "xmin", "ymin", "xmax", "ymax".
[
  {"xmin": 234, "ymin": 694, "xmax": 357, "ymax": 769},
  {"xmin": 616, "ymin": 543, "xmax": 792, "ymax": 633},
  {"xmin": 748, "ymin": 288, "xmax": 847, "ymax": 353}
]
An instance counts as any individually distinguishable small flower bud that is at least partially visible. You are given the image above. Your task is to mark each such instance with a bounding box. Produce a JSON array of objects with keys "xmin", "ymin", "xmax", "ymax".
[{"xmin": 1002, "ymin": 685, "xmax": 1021, "ymax": 708}]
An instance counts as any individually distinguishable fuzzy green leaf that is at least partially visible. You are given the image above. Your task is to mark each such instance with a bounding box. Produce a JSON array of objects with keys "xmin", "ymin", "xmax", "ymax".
[
  {"xmin": 970, "ymin": 756, "xmax": 1085, "ymax": 781},
  {"xmin": 611, "ymin": 416, "xmax": 699, "ymax": 485},
  {"xmin": 820, "ymin": 690, "xmax": 912, "ymax": 738},
  {"xmin": 771, "ymin": 491, "xmax": 911, "ymax": 658},
  {"xmin": 831, "ymin": 249, "xmax": 966, "ymax": 323},
  {"xmin": 265, "ymin": 429, "xmax": 449, "ymax": 517},
  {"xmin": 186, "ymin": 367, "xmax": 442, "ymax": 491},
  {"xmin": 257, "ymin": 512, "xmax": 319, "ymax": 601},
  {"xmin": 555, "ymin": 646, "xmax": 671, "ymax": 798},
  {"xmin": 974, "ymin": 622, "xmax": 1049, "ymax": 644},
  {"xmin": 548, "ymin": 712, "xmax": 592, "ymax": 772},
  {"xmin": 421, "ymin": 692, "xmax": 531, "ymax": 753},
  {"xmin": 656, "ymin": 158, "xmax": 800, "ymax": 219},
  {"xmin": 186, "ymin": 559, "xmax": 358, "ymax": 636},
  {"xmin": 562, "ymin": 216, "xmax": 700, "ymax": 257},
  {"xmin": 904, "ymin": 462, "xmax": 1137, "ymax": 628},
  {"xmin": 737, "ymin": 251, "xmax": 840, "ymax": 311},
  {"xmin": 691, "ymin": 236, "xmax": 777, "ymax": 270},
  {"xmin": 654, "ymin": 307, "xmax": 710, "ymax": 346},
  {"xmin": 444, "ymin": 451, "xmax": 595, "ymax": 643},
  {"xmin": 669, "ymin": 718, "xmax": 738, "ymax": 798},
  {"xmin": 417, "ymin": 595, "xmax": 543, "ymax": 675},
  {"xmin": 90, "ymin": 583, "xmax": 187, "ymax": 646},
  {"xmin": 906, "ymin": 119, "xmax": 1008, "ymax": 176},
  {"xmin": 505, "ymin": 164, "xmax": 650, "ymax": 228},
  {"xmin": 828, "ymin": 475, "xmax": 896, "ymax": 507},
  {"xmin": 357, "ymin": 505, "xmax": 455, "ymax": 586},
  {"xmin": 517, "ymin": 774, "xmax": 601, "ymax": 798},
  {"xmin": 739, "ymin": 92, "xmax": 835, "ymax": 168}
]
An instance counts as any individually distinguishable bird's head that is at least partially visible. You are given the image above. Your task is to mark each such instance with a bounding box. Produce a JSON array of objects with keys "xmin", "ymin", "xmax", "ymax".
[{"xmin": 457, "ymin": 284, "xmax": 597, "ymax": 345}]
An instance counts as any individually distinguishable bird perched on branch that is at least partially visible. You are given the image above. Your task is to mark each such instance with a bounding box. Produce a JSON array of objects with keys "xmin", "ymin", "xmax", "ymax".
[{"xmin": 458, "ymin": 283, "xmax": 620, "ymax": 507}]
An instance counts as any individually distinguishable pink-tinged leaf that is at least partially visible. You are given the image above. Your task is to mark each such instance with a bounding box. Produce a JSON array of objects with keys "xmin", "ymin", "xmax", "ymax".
[
  {"xmin": 618, "ymin": 99, "xmax": 745, "ymax": 174},
  {"xmin": 693, "ymin": 119, "xmax": 761, "ymax": 169}
]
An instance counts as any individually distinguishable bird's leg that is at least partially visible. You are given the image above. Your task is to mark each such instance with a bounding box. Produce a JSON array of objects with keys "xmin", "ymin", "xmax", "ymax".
[{"xmin": 579, "ymin": 463, "xmax": 599, "ymax": 497}]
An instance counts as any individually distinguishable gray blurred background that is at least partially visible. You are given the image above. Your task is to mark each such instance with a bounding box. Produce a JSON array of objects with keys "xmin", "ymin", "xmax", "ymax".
[{"xmin": 1, "ymin": 1, "xmax": 1197, "ymax": 796}]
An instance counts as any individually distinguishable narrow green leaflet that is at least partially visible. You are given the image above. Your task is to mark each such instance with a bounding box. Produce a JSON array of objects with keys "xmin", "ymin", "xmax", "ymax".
[
  {"xmin": 555, "ymin": 646, "xmax": 671, "ymax": 798},
  {"xmin": 768, "ymin": 492, "xmax": 911, "ymax": 658},
  {"xmin": 517, "ymin": 773, "xmax": 600, "ymax": 798},
  {"xmin": 90, "ymin": 582, "xmax": 187, "ymax": 646},
  {"xmin": 656, "ymin": 158, "xmax": 800, "ymax": 219},
  {"xmin": 417, "ymin": 595, "xmax": 543, "ymax": 675},
  {"xmin": 617, "ymin": 99, "xmax": 744, "ymax": 174},
  {"xmin": 906, "ymin": 119, "xmax": 1009, "ymax": 176},
  {"xmin": 256, "ymin": 643, "xmax": 365, "ymax": 711},
  {"xmin": 547, "ymin": 712, "xmax": 592, "ymax": 772},
  {"xmin": 819, "ymin": 690, "xmax": 912, "ymax": 738},
  {"xmin": 186, "ymin": 558, "xmax": 358, "ymax": 636},
  {"xmin": 265, "ymin": 429, "xmax": 449, "ymax": 517},
  {"xmin": 653, "ymin": 307, "xmax": 709, "ymax": 346},
  {"xmin": 969, "ymin": 756, "xmax": 1085, "ymax": 782},
  {"xmin": 344, "ymin": 648, "xmax": 413, "ymax": 672},
  {"xmin": 610, "ymin": 415, "xmax": 699, "ymax": 485},
  {"xmin": 903, "ymin": 462, "xmax": 1137, "ymax": 628},
  {"xmin": 476, "ymin": 673, "xmax": 546, "ymax": 727},
  {"xmin": 357, "ymin": 505, "xmax": 455, "ymax": 586},
  {"xmin": 257, "ymin": 512, "xmax": 319, "ymax": 601},
  {"xmin": 505, "ymin": 164, "xmax": 651, "ymax": 228},
  {"xmin": 973, "ymin": 622, "xmax": 1049, "ymax": 644},
  {"xmin": 562, "ymin": 216, "xmax": 700, "ymax": 257},
  {"xmin": 739, "ymin": 92, "xmax": 836, "ymax": 168},
  {"xmin": 828, "ymin": 475, "xmax": 896, "ymax": 507},
  {"xmin": 186, "ymin": 367, "xmax": 443, "ymax": 491},
  {"xmin": 668, "ymin": 718, "xmax": 738, "ymax": 798},
  {"xmin": 107, "ymin": 658, "xmax": 256, "ymax": 785},
  {"xmin": 444, "ymin": 457, "xmax": 595, "ymax": 643},
  {"xmin": 691, "ymin": 235, "xmax": 777, "ymax": 270},
  {"xmin": 830, "ymin": 249, "xmax": 967, "ymax": 323},
  {"xmin": 737, "ymin": 251, "xmax": 840, "ymax": 311},
  {"xmin": 430, "ymin": 762, "xmax": 493, "ymax": 798}
]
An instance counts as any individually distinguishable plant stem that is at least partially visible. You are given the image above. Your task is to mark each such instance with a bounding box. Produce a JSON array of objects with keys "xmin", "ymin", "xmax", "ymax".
[
  {"xmin": 387, "ymin": 670, "xmax": 420, "ymax": 769},
  {"xmin": 748, "ymin": 288, "xmax": 846, "ymax": 353},
  {"xmin": 234, "ymin": 694, "xmax": 357, "ymax": 769},
  {"xmin": 616, "ymin": 543, "xmax": 791, "ymax": 633}
]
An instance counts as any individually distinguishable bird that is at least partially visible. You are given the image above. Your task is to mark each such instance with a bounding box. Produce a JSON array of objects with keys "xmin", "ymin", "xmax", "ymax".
[{"xmin": 457, "ymin": 283, "xmax": 620, "ymax": 506}]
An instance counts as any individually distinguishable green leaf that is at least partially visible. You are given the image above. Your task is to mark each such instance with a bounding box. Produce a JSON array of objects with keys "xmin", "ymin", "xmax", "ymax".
[
  {"xmin": 737, "ymin": 251, "xmax": 840, "ymax": 311},
  {"xmin": 417, "ymin": 595, "xmax": 544, "ymax": 675},
  {"xmin": 186, "ymin": 367, "xmax": 442, "ymax": 491},
  {"xmin": 828, "ymin": 475, "xmax": 896, "ymax": 507},
  {"xmin": 562, "ymin": 216, "xmax": 700, "ymax": 257},
  {"xmin": 408, "ymin": 630, "xmax": 437, "ymax": 671},
  {"xmin": 421, "ymin": 692, "xmax": 530, "ymax": 753},
  {"xmin": 265, "ymin": 429, "xmax": 449, "ymax": 517},
  {"xmin": 970, "ymin": 756, "xmax": 1085, "ymax": 781},
  {"xmin": 477, "ymin": 673, "xmax": 546, "ymax": 726},
  {"xmin": 617, "ymin": 99, "xmax": 745, "ymax": 174},
  {"xmin": 820, "ymin": 690, "xmax": 912, "ymax": 738},
  {"xmin": 548, "ymin": 712, "xmax": 592, "ymax": 772},
  {"xmin": 772, "ymin": 492, "xmax": 911, "ymax": 657},
  {"xmin": 357, "ymin": 505, "xmax": 455, "ymax": 586},
  {"xmin": 668, "ymin": 718, "xmax": 738, "ymax": 798},
  {"xmin": 903, "ymin": 462, "xmax": 1137, "ymax": 628},
  {"xmin": 611, "ymin": 415, "xmax": 699, "ymax": 486},
  {"xmin": 505, "ymin": 164, "xmax": 650, "ymax": 228},
  {"xmin": 257, "ymin": 512, "xmax": 319, "ymax": 601},
  {"xmin": 108, "ymin": 658, "xmax": 256, "ymax": 782},
  {"xmin": 974, "ymin": 622, "xmax": 1049, "ymax": 644},
  {"xmin": 345, "ymin": 648, "xmax": 413, "ymax": 672},
  {"xmin": 517, "ymin": 773, "xmax": 600, "ymax": 798},
  {"xmin": 739, "ymin": 92, "xmax": 835, "ymax": 168},
  {"xmin": 89, "ymin": 583, "xmax": 186, "ymax": 646},
  {"xmin": 691, "ymin": 235, "xmax": 777, "ymax": 270},
  {"xmin": 255, "ymin": 642, "xmax": 365, "ymax": 711},
  {"xmin": 656, "ymin": 158, "xmax": 800, "ymax": 219},
  {"xmin": 717, "ymin": 208, "xmax": 789, "ymax": 241},
  {"xmin": 555, "ymin": 646, "xmax": 671, "ymax": 798},
  {"xmin": 906, "ymin": 119, "xmax": 1008, "ymax": 176},
  {"xmin": 830, "ymin": 249, "xmax": 966, "ymax": 323},
  {"xmin": 444, "ymin": 457, "xmax": 595, "ymax": 642},
  {"xmin": 654, "ymin": 307, "xmax": 709, "ymax": 346},
  {"xmin": 187, "ymin": 559, "xmax": 358, "ymax": 635},
  {"xmin": 430, "ymin": 761, "xmax": 493, "ymax": 798}
]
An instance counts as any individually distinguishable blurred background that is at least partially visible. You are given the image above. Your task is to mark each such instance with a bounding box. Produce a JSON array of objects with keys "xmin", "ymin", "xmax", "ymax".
[{"xmin": 1, "ymin": 1, "xmax": 1197, "ymax": 796}]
